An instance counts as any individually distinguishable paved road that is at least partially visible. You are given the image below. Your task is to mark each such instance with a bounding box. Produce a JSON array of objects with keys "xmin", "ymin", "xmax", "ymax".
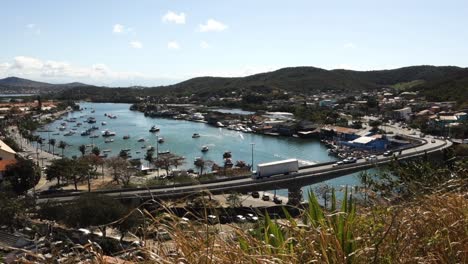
[{"xmin": 37, "ymin": 130, "xmax": 451, "ymax": 203}]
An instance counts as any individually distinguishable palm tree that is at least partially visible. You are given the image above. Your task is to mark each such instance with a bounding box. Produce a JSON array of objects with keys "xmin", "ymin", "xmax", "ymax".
[
  {"xmin": 58, "ymin": 141, "xmax": 67, "ymax": 157},
  {"xmin": 49, "ymin": 138, "xmax": 56, "ymax": 155},
  {"xmin": 144, "ymin": 150, "xmax": 154, "ymax": 166},
  {"xmin": 37, "ymin": 137, "xmax": 43, "ymax": 152},
  {"xmin": 79, "ymin": 144, "xmax": 86, "ymax": 156}
]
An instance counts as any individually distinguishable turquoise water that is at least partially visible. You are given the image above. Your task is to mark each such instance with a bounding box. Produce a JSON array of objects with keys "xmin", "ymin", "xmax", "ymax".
[{"xmin": 35, "ymin": 102, "xmax": 364, "ymax": 199}]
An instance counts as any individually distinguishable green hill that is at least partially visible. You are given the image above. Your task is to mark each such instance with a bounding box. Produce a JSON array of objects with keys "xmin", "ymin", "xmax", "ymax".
[
  {"xmin": 411, "ymin": 69, "xmax": 468, "ymax": 107},
  {"xmin": 150, "ymin": 65, "xmax": 464, "ymax": 97}
]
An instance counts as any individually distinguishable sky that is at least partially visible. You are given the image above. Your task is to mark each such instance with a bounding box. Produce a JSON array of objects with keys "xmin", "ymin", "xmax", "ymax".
[{"xmin": 1, "ymin": 0, "xmax": 467, "ymax": 86}]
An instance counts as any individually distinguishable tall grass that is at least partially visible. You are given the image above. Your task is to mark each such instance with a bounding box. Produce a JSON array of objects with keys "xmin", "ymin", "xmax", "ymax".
[{"xmin": 15, "ymin": 187, "xmax": 468, "ymax": 263}]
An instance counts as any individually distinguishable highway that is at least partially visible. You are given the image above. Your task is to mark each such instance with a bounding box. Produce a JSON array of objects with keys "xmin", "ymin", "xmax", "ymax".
[{"xmin": 37, "ymin": 131, "xmax": 451, "ymax": 203}]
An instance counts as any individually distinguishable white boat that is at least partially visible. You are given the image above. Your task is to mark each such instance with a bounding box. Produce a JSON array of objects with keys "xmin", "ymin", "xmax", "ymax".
[
  {"xmin": 216, "ymin": 122, "xmax": 225, "ymax": 127},
  {"xmin": 102, "ymin": 130, "xmax": 116, "ymax": 137},
  {"xmin": 201, "ymin": 145, "xmax": 209, "ymax": 152},
  {"xmin": 59, "ymin": 126, "xmax": 66, "ymax": 131},
  {"xmin": 101, "ymin": 121, "xmax": 107, "ymax": 126},
  {"xmin": 149, "ymin": 125, "xmax": 160, "ymax": 133},
  {"xmin": 103, "ymin": 149, "xmax": 112, "ymax": 153},
  {"xmin": 192, "ymin": 133, "xmax": 200, "ymax": 138},
  {"xmin": 105, "ymin": 139, "xmax": 114, "ymax": 143},
  {"xmin": 158, "ymin": 137, "xmax": 165, "ymax": 143},
  {"xmin": 138, "ymin": 138, "xmax": 145, "ymax": 142}
]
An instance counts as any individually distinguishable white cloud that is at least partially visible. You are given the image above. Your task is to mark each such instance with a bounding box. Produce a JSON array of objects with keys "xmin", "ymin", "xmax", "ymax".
[
  {"xmin": 200, "ymin": 41, "xmax": 210, "ymax": 49},
  {"xmin": 13, "ymin": 56, "xmax": 44, "ymax": 69},
  {"xmin": 343, "ymin": 42, "xmax": 356, "ymax": 49},
  {"xmin": 130, "ymin": 41, "xmax": 143, "ymax": 49},
  {"xmin": 198, "ymin": 19, "xmax": 228, "ymax": 32},
  {"xmin": 162, "ymin": 11, "xmax": 186, "ymax": 24},
  {"xmin": 113, "ymin": 24, "xmax": 124, "ymax": 33},
  {"xmin": 167, "ymin": 41, "xmax": 180, "ymax": 50}
]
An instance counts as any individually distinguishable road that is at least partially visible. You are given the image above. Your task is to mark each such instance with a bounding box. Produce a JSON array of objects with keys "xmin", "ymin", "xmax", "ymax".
[{"xmin": 37, "ymin": 130, "xmax": 451, "ymax": 203}]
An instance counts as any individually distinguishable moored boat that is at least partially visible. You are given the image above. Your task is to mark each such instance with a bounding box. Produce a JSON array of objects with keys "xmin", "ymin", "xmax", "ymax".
[
  {"xmin": 149, "ymin": 125, "xmax": 160, "ymax": 133},
  {"xmin": 192, "ymin": 133, "xmax": 200, "ymax": 138},
  {"xmin": 102, "ymin": 130, "xmax": 116, "ymax": 137},
  {"xmin": 201, "ymin": 145, "xmax": 209, "ymax": 152}
]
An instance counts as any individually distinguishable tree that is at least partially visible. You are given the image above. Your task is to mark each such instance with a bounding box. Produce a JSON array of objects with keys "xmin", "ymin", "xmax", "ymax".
[
  {"xmin": 115, "ymin": 210, "xmax": 143, "ymax": 242},
  {"xmin": 144, "ymin": 149, "xmax": 154, "ymax": 166},
  {"xmin": 314, "ymin": 184, "xmax": 332, "ymax": 208},
  {"xmin": 3, "ymin": 159, "xmax": 40, "ymax": 195},
  {"xmin": 226, "ymin": 192, "xmax": 243, "ymax": 207},
  {"xmin": 105, "ymin": 157, "xmax": 129, "ymax": 184},
  {"xmin": 79, "ymin": 144, "xmax": 86, "ymax": 157},
  {"xmin": 49, "ymin": 138, "xmax": 56, "ymax": 154},
  {"xmin": 64, "ymin": 193, "xmax": 126, "ymax": 238},
  {"xmin": 119, "ymin": 150, "xmax": 129, "ymax": 159},
  {"xmin": 46, "ymin": 158, "xmax": 73, "ymax": 186},
  {"xmin": 0, "ymin": 192, "xmax": 27, "ymax": 228},
  {"xmin": 91, "ymin": 146, "xmax": 101, "ymax": 156},
  {"xmin": 58, "ymin": 141, "xmax": 67, "ymax": 157},
  {"xmin": 194, "ymin": 158, "xmax": 213, "ymax": 175},
  {"xmin": 154, "ymin": 154, "xmax": 185, "ymax": 176},
  {"xmin": 37, "ymin": 137, "xmax": 43, "ymax": 152},
  {"xmin": 71, "ymin": 157, "xmax": 94, "ymax": 191}
]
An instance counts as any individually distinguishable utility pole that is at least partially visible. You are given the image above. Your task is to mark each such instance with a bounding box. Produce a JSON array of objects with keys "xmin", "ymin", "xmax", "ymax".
[{"xmin": 250, "ymin": 143, "xmax": 255, "ymax": 172}]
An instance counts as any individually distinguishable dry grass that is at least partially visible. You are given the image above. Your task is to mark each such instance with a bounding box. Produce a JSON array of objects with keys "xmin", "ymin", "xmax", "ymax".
[{"xmin": 15, "ymin": 185, "xmax": 468, "ymax": 263}]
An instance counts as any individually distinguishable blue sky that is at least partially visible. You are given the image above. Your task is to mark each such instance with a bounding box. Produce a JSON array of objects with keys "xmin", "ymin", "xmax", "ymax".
[{"xmin": 1, "ymin": 0, "xmax": 467, "ymax": 86}]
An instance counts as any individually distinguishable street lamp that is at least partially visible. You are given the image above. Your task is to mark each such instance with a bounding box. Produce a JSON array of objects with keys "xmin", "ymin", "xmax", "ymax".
[{"xmin": 250, "ymin": 143, "xmax": 255, "ymax": 172}]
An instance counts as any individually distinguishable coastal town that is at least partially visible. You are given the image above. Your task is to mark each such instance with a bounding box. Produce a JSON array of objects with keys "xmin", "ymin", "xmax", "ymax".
[{"xmin": 2, "ymin": 0, "xmax": 468, "ymax": 262}]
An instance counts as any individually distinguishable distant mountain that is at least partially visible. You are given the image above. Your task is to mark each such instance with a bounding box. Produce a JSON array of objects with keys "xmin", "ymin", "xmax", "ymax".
[
  {"xmin": 4, "ymin": 65, "xmax": 468, "ymax": 106},
  {"xmin": 0, "ymin": 77, "xmax": 53, "ymax": 88},
  {"xmin": 150, "ymin": 65, "xmax": 466, "ymax": 97},
  {"xmin": 0, "ymin": 77, "xmax": 93, "ymax": 94}
]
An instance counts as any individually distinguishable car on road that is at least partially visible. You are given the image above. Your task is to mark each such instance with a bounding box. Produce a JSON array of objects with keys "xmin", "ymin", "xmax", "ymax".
[
  {"xmin": 431, "ymin": 139, "xmax": 436, "ymax": 143},
  {"xmin": 343, "ymin": 157, "xmax": 357, "ymax": 164},
  {"xmin": 332, "ymin": 161, "xmax": 344, "ymax": 167},
  {"xmin": 383, "ymin": 151, "xmax": 393, "ymax": 157},
  {"xmin": 366, "ymin": 155, "xmax": 377, "ymax": 161},
  {"xmin": 251, "ymin": 191, "xmax": 260, "ymax": 198},
  {"xmin": 262, "ymin": 194, "xmax": 270, "ymax": 201}
]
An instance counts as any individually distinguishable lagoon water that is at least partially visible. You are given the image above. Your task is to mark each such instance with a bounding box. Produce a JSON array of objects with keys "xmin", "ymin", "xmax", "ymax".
[{"xmin": 35, "ymin": 102, "xmax": 362, "ymax": 198}]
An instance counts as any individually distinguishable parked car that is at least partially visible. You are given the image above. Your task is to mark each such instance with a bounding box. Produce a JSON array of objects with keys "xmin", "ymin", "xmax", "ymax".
[
  {"xmin": 207, "ymin": 214, "xmax": 218, "ymax": 224},
  {"xmin": 235, "ymin": 215, "xmax": 246, "ymax": 223},
  {"xmin": 262, "ymin": 194, "xmax": 270, "ymax": 201},
  {"xmin": 246, "ymin": 213, "xmax": 259, "ymax": 222},
  {"xmin": 251, "ymin": 191, "xmax": 260, "ymax": 198},
  {"xmin": 273, "ymin": 196, "xmax": 283, "ymax": 204},
  {"xmin": 431, "ymin": 139, "xmax": 436, "ymax": 143}
]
